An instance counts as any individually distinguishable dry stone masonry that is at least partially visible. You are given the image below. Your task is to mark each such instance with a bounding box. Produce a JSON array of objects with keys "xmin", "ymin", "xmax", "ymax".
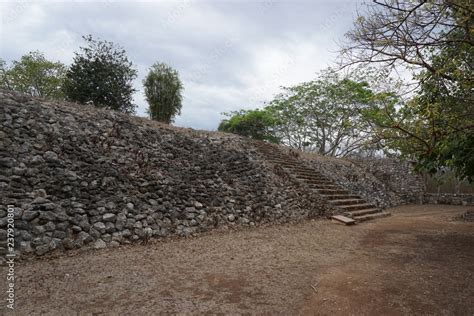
[
  {"xmin": 0, "ymin": 91, "xmax": 326, "ymax": 258},
  {"xmin": 424, "ymin": 193, "xmax": 474, "ymax": 206},
  {"xmin": 299, "ymin": 155, "xmax": 424, "ymax": 209},
  {"xmin": 0, "ymin": 90, "xmax": 426, "ymax": 258}
]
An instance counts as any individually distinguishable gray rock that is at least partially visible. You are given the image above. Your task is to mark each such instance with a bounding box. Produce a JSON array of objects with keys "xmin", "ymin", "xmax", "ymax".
[
  {"xmin": 32, "ymin": 197, "xmax": 49, "ymax": 204},
  {"xmin": 62, "ymin": 186, "xmax": 72, "ymax": 192},
  {"xmin": 21, "ymin": 230, "xmax": 32, "ymax": 241},
  {"xmin": 39, "ymin": 211, "xmax": 56, "ymax": 221},
  {"xmin": 31, "ymin": 237, "xmax": 42, "ymax": 248},
  {"xmin": 55, "ymin": 210, "xmax": 68, "ymax": 222},
  {"xmin": 93, "ymin": 239, "xmax": 107, "ymax": 249},
  {"xmin": 21, "ymin": 211, "xmax": 39, "ymax": 221},
  {"xmin": 71, "ymin": 201, "xmax": 84, "ymax": 208},
  {"xmin": 125, "ymin": 218, "xmax": 136, "ymax": 228},
  {"xmin": 12, "ymin": 167, "xmax": 26, "ymax": 175},
  {"xmin": 111, "ymin": 232, "xmax": 123, "ymax": 242},
  {"xmin": 194, "ymin": 201, "xmax": 203, "ymax": 209},
  {"xmin": 135, "ymin": 214, "xmax": 146, "ymax": 220},
  {"xmin": 0, "ymin": 157, "xmax": 16, "ymax": 168},
  {"xmin": 56, "ymin": 222, "xmax": 68, "ymax": 231},
  {"xmin": 30, "ymin": 155, "xmax": 44, "ymax": 164},
  {"xmin": 110, "ymin": 240, "xmax": 120, "ymax": 248},
  {"xmin": 43, "ymin": 151, "xmax": 59, "ymax": 162},
  {"xmin": 20, "ymin": 241, "xmax": 33, "ymax": 254},
  {"xmin": 87, "ymin": 208, "xmax": 100, "ymax": 216},
  {"xmin": 78, "ymin": 216, "xmax": 91, "ymax": 231},
  {"xmin": 71, "ymin": 225, "xmax": 82, "ymax": 232},
  {"xmin": 44, "ymin": 221, "xmax": 55, "ymax": 232},
  {"xmin": 115, "ymin": 213, "xmax": 127, "ymax": 230},
  {"xmin": 89, "ymin": 227, "xmax": 101, "ymax": 239},
  {"xmin": 63, "ymin": 238, "xmax": 75, "ymax": 250},
  {"xmin": 126, "ymin": 202, "xmax": 134, "ymax": 210},
  {"xmin": 227, "ymin": 214, "xmax": 236, "ymax": 222},
  {"xmin": 105, "ymin": 222, "xmax": 115, "ymax": 233},
  {"xmin": 53, "ymin": 231, "xmax": 66, "ymax": 239},
  {"xmin": 42, "ymin": 203, "xmax": 56, "ymax": 210},
  {"xmin": 49, "ymin": 238, "xmax": 62, "ymax": 250},
  {"xmin": 32, "ymin": 225, "xmax": 46, "ymax": 235},
  {"xmin": 97, "ymin": 207, "xmax": 107, "ymax": 215},
  {"xmin": 35, "ymin": 189, "xmax": 47, "ymax": 197},
  {"xmin": 92, "ymin": 222, "xmax": 106, "ymax": 233},
  {"xmin": 105, "ymin": 201, "xmax": 116, "ymax": 210},
  {"xmin": 103, "ymin": 213, "xmax": 116, "ymax": 222},
  {"xmin": 77, "ymin": 231, "xmax": 93, "ymax": 244},
  {"xmin": 185, "ymin": 206, "xmax": 196, "ymax": 213},
  {"xmin": 15, "ymin": 220, "xmax": 29, "ymax": 230},
  {"xmin": 35, "ymin": 244, "xmax": 50, "ymax": 256}
]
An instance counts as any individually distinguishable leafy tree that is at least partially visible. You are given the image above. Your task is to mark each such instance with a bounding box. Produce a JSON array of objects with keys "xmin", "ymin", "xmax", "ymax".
[
  {"xmin": 143, "ymin": 62, "xmax": 183, "ymax": 123},
  {"xmin": 63, "ymin": 35, "xmax": 137, "ymax": 114},
  {"xmin": 0, "ymin": 51, "xmax": 66, "ymax": 99},
  {"xmin": 268, "ymin": 69, "xmax": 378, "ymax": 157},
  {"xmin": 218, "ymin": 108, "xmax": 280, "ymax": 143},
  {"xmin": 342, "ymin": 0, "xmax": 473, "ymax": 180}
]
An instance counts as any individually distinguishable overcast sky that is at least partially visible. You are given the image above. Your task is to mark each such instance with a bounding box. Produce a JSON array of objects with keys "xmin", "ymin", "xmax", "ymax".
[{"xmin": 1, "ymin": 0, "xmax": 362, "ymax": 130}]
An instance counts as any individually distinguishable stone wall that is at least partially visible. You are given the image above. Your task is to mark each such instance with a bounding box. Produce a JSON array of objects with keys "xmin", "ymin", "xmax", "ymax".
[
  {"xmin": 351, "ymin": 158, "xmax": 425, "ymax": 205},
  {"xmin": 0, "ymin": 91, "xmax": 327, "ymax": 258},
  {"xmin": 300, "ymin": 154, "xmax": 424, "ymax": 209},
  {"xmin": 424, "ymin": 193, "xmax": 474, "ymax": 206}
]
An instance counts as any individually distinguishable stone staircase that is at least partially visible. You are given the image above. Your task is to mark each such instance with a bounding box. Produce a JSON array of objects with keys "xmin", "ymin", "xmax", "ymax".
[{"xmin": 254, "ymin": 142, "xmax": 390, "ymax": 224}]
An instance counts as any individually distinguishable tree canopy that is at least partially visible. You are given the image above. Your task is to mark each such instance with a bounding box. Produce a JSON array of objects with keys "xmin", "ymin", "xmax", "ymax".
[
  {"xmin": 218, "ymin": 69, "xmax": 384, "ymax": 157},
  {"xmin": 143, "ymin": 62, "xmax": 183, "ymax": 124},
  {"xmin": 218, "ymin": 108, "xmax": 280, "ymax": 143},
  {"xmin": 342, "ymin": 0, "xmax": 474, "ymax": 181},
  {"xmin": 63, "ymin": 35, "xmax": 137, "ymax": 114},
  {"xmin": 0, "ymin": 51, "xmax": 66, "ymax": 99},
  {"xmin": 268, "ymin": 70, "xmax": 378, "ymax": 157}
]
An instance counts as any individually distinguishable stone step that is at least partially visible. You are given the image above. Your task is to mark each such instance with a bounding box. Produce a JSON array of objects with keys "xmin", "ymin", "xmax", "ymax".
[
  {"xmin": 305, "ymin": 181, "xmax": 335, "ymax": 186},
  {"xmin": 294, "ymin": 173, "xmax": 326, "ymax": 179},
  {"xmin": 315, "ymin": 188, "xmax": 349, "ymax": 195},
  {"xmin": 330, "ymin": 198, "xmax": 366, "ymax": 206},
  {"xmin": 354, "ymin": 211, "xmax": 391, "ymax": 222},
  {"xmin": 267, "ymin": 157, "xmax": 295, "ymax": 161},
  {"xmin": 297, "ymin": 179, "xmax": 331, "ymax": 185},
  {"xmin": 295, "ymin": 174, "xmax": 334, "ymax": 183},
  {"xmin": 307, "ymin": 184, "xmax": 339, "ymax": 189},
  {"xmin": 346, "ymin": 208, "xmax": 380, "ymax": 217},
  {"xmin": 295, "ymin": 174, "xmax": 327, "ymax": 180},
  {"xmin": 339, "ymin": 203, "xmax": 376, "ymax": 211},
  {"xmin": 321, "ymin": 194, "xmax": 361, "ymax": 200},
  {"xmin": 288, "ymin": 167, "xmax": 320, "ymax": 172},
  {"xmin": 273, "ymin": 162, "xmax": 299, "ymax": 166}
]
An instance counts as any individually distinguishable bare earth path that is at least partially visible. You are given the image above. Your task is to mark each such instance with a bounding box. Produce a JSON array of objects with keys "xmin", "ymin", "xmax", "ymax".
[{"xmin": 2, "ymin": 204, "xmax": 473, "ymax": 315}]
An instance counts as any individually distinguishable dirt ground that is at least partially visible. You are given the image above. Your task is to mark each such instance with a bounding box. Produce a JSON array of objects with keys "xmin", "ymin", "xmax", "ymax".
[{"xmin": 1, "ymin": 204, "xmax": 473, "ymax": 315}]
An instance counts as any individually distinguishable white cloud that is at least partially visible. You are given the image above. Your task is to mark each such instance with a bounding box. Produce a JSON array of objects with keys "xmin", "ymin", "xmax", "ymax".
[{"xmin": 0, "ymin": 0, "xmax": 362, "ymax": 130}]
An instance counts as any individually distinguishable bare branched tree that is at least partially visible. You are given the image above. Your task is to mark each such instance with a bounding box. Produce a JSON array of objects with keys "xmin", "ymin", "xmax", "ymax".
[{"xmin": 340, "ymin": 0, "xmax": 473, "ymax": 81}]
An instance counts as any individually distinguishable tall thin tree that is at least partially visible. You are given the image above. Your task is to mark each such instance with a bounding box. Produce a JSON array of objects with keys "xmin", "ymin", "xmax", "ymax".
[{"xmin": 143, "ymin": 62, "xmax": 183, "ymax": 124}]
